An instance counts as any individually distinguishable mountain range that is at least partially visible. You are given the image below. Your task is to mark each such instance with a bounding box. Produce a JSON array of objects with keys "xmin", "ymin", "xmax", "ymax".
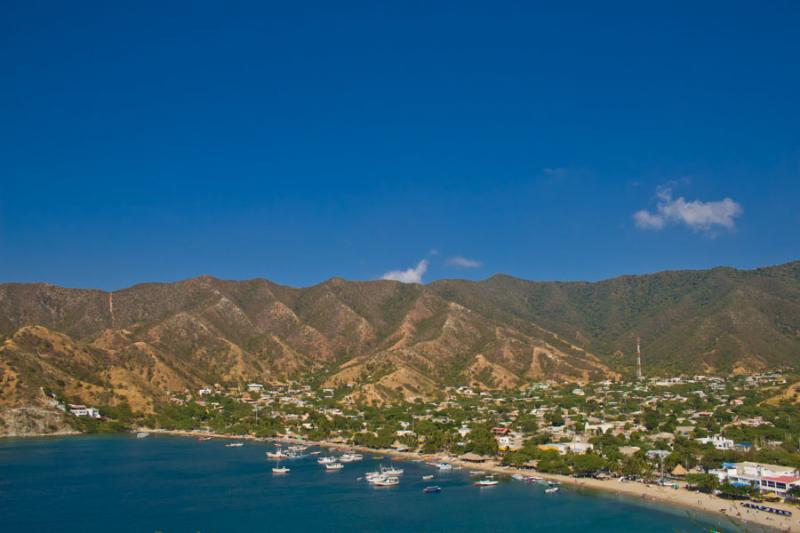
[{"xmin": 1, "ymin": 261, "xmax": 799, "ymax": 415}]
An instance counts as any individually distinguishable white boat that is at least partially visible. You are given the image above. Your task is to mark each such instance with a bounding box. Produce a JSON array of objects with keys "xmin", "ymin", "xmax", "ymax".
[
  {"xmin": 511, "ymin": 473, "xmax": 526, "ymax": 481},
  {"xmin": 288, "ymin": 445, "xmax": 308, "ymax": 452},
  {"xmin": 272, "ymin": 466, "xmax": 290, "ymax": 474},
  {"xmin": 136, "ymin": 432, "xmax": 150, "ymax": 439},
  {"xmin": 324, "ymin": 462, "xmax": 344, "ymax": 471},
  {"xmin": 422, "ymin": 474, "xmax": 434, "ymax": 480},
  {"xmin": 267, "ymin": 449, "xmax": 289, "ymax": 459},
  {"xmin": 381, "ymin": 466, "xmax": 404, "ymax": 476},
  {"xmin": 372, "ymin": 476, "xmax": 399, "ymax": 486},
  {"xmin": 339, "ymin": 453, "xmax": 363, "ymax": 463},
  {"xmin": 436, "ymin": 463, "xmax": 453, "ymax": 471},
  {"xmin": 225, "ymin": 442, "xmax": 244, "ymax": 448},
  {"xmin": 545, "ymin": 486, "xmax": 559, "ymax": 494},
  {"xmin": 475, "ymin": 479, "xmax": 499, "ymax": 487},
  {"xmin": 317, "ymin": 456, "xmax": 338, "ymax": 465}
]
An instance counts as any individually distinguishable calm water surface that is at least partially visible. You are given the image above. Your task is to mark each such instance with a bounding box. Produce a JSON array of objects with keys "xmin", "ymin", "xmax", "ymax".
[{"xmin": 0, "ymin": 435, "xmax": 737, "ymax": 532}]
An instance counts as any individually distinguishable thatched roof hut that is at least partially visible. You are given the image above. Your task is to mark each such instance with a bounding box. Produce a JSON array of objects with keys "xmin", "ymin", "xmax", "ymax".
[
  {"xmin": 671, "ymin": 464, "xmax": 688, "ymax": 477},
  {"xmin": 459, "ymin": 452, "xmax": 487, "ymax": 463}
]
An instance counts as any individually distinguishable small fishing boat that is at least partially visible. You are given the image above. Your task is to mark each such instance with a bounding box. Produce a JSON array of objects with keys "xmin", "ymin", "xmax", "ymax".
[
  {"xmin": 136, "ymin": 432, "xmax": 150, "ymax": 439},
  {"xmin": 317, "ymin": 456, "xmax": 338, "ymax": 465},
  {"xmin": 545, "ymin": 481, "xmax": 560, "ymax": 493},
  {"xmin": 511, "ymin": 473, "xmax": 526, "ymax": 481},
  {"xmin": 310, "ymin": 451, "xmax": 321, "ymax": 455},
  {"xmin": 422, "ymin": 474, "xmax": 434, "ymax": 481},
  {"xmin": 272, "ymin": 466, "xmax": 290, "ymax": 474},
  {"xmin": 197, "ymin": 436, "xmax": 212, "ymax": 442},
  {"xmin": 339, "ymin": 453, "xmax": 363, "ymax": 463},
  {"xmin": 436, "ymin": 463, "xmax": 453, "ymax": 471},
  {"xmin": 324, "ymin": 462, "xmax": 344, "ymax": 471},
  {"xmin": 372, "ymin": 476, "xmax": 399, "ymax": 486},
  {"xmin": 225, "ymin": 442, "xmax": 244, "ymax": 448},
  {"xmin": 475, "ymin": 479, "xmax": 499, "ymax": 487},
  {"xmin": 423, "ymin": 485, "xmax": 442, "ymax": 493}
]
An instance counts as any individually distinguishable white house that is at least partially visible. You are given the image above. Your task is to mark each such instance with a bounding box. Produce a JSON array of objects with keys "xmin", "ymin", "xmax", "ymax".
[
  {"xmin": 696, "ymin": 435, "xmax": 734, "ymax": 450},
  {"xmin": 541, "ymin": 441, "xmax": 594, "ymax": 455},
  {"xmin": 68, "ymin": 404, "xmax": 101, "ymax": 418}
]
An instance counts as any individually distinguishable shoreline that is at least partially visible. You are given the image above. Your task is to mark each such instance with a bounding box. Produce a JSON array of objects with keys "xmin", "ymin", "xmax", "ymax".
[
  {"xmin": 135, "ymin": 428, "xmax": 798, "ymax": 532},
  {"xmin": 0, "ymin": 430, "xmax": 81, "ymax": 439}
]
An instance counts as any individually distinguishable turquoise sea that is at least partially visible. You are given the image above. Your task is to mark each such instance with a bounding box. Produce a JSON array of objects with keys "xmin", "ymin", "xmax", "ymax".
[{"xmin": 0, "ymin": 435, "xmax": 736, "ymax": 532}]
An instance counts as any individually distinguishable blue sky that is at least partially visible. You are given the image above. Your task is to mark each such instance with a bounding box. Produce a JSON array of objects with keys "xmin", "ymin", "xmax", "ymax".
[{"xmin": 1, "ymin": 1, "xmax": 799, "ymax": 290}]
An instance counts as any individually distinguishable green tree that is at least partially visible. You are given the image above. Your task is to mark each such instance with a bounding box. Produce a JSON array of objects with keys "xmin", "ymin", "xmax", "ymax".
[
  {"xmin": 685, "ymin": 473, "xmax": 719, "ymax": 494},
  {"xmin": 570, "ymin": 453, "xmax": 606, "ymax": 476}
]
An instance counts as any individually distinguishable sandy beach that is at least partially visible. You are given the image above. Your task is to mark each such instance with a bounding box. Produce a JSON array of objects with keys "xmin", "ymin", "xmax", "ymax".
[{"xmin": 139, "ymin": 428, "xmax": 799, "ymax": 532}]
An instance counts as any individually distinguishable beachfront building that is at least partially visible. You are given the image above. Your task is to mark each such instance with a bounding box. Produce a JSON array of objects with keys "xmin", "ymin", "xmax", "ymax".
[{"xmin": 714, "ymin": 462, "xmax": 800, "ymax": 499}]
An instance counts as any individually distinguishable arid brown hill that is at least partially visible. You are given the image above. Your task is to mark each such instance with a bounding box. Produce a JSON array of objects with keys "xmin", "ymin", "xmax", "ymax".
[{"xmin": 1, "ymin": 261, "xmax": 798, "ymax": 411}]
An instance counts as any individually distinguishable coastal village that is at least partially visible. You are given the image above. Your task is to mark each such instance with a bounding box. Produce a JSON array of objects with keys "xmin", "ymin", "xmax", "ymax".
[{"xmin": 66, "ymin": 370, "xmax": 800, "ymax": 521}]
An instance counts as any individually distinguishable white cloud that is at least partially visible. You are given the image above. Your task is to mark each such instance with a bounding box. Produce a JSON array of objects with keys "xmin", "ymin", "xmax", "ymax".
[
  {"xmin": 634, "ymin": 186, "xmax": 742, "ymax": 233},
  {"xmin": 381, "ymin": 259, "xmax": 428, "ymax": 284},
  {"xmin": 447, "ymin": 256, "xmax": 482, "ymax": 268}
]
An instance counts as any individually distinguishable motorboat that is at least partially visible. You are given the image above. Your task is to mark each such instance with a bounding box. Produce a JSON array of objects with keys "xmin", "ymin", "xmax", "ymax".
[
  {"xmin": 475, "ymin": 479, "xmax": 499, "ymax": 487},
  {"xmin": 423, "ymin": 485, "xmax": 441, "ymax": 493},
  {"xmin": 422, "ymin": 474, "xmax": 434, "ymax": 481},
  {"xmin": 317, "ymin": 456, "xmax": 338, "ymax": 465},
  {"xmin": 324, "ymin": 462, "xmax": 344, "ymax": 471},
  {"xmin": 267, "ymin": 449, "xmax": 288, "ymax": 459},
  {"xmin": 372, "ymin": 476, "xmax": 399, "ymax": 486},
  {"xmin": 225, "ymin": 442, "xmax": 244, "ymax": 447}
]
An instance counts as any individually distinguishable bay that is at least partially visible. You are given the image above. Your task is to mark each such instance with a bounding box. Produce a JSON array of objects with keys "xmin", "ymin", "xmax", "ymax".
[{"xmin": 0, "ymin": 435, "xmax": 734, "ymax": 532}]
